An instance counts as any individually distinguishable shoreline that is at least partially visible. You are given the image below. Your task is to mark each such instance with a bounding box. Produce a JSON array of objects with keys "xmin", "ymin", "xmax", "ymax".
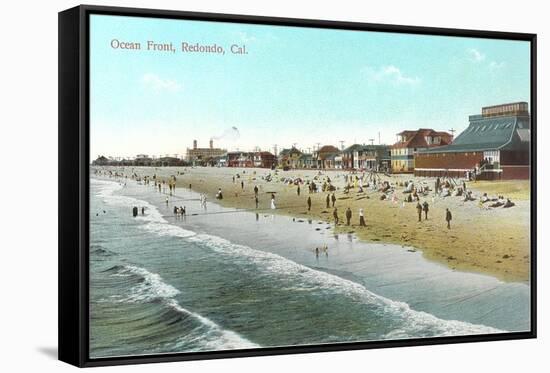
[
  {"xmin": 91, "ymin": 176, "xmax": 530, "ymax": 333},
  {"xmin": 93, "ymin": 166, "xmax": 531, "ymax": 283}
]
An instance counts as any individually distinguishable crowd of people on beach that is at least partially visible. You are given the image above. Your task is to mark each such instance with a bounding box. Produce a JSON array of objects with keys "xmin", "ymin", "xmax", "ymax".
[{"xmin": 93, "ymin": 165, "xmax": 520, "ymax": 255}]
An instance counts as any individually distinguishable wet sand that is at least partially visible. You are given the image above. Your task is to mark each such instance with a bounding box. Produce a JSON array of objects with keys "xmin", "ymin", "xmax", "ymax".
[{"xmin": 94, "ymin": 166, "xmax": 531, "ymax": 283}]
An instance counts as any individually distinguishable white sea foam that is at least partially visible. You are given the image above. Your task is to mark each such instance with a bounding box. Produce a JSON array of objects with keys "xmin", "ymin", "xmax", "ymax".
[
  {"xmin": 167, "ymin": 299, "xmax": 260, "ymax": 350},
  {"xmin": 115, "ymin": 265, "xmax": 181, "ymax": 303},
  {"xmin": 189, "ymin": 233, "xmax": 503, "ymax": 338},
  {"xmin": 112, "ymin": 264, "xmax": 259, "ymax": 349}
]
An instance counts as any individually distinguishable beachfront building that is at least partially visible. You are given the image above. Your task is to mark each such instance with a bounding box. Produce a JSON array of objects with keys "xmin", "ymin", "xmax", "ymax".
[
  {"xmin": 92, "ymin": 156, "xmax": 111, "ymax": 166},
  {"xmin": 341, "ymin": 144, "xmax": 364, "ymax": 169},
  {"xmin": 225, "ymin": 151, "xmax": 276, "ymax": 168},
  {"xmin": 340, "ymin": 144, "xmax": 391, "ymax": 171},
  {"xmin": 297, "ymin": 153, "xmax": 316, "ymax": 169},
  {"xmin": 186, "ymin": 139, "xmax": 227, "ymax": 166},
  {"xmin": 278, "ymin": 147, "xmax": 303, "ymax": 169},
  {"xmin": 415, "ymin": 102, "xmax": 531, "ymax": 180},
  {"xmin": 134, "ymin": 154, "xmax": 153, "ymax": 166},
  {"xmin": 153, "ymin": 156, "xmax": 185, "ymax": 167},
  {"xmin": 316, "ymin": 145, "xmax": 340, "ymax": 169},
  {"xmin": 334, "ymin": 154, "xmax": 344, "ymax": 169},
  {"xmin": 391, "ymin": 129, "xmax": 453, "ymax": 173},
  {"xmin": 227, "ymin": 151, "xmax": 253, "ymax": 167},
  {"xmin": 253, "ymin": 151, "xmax": 277, "ymax": 169},
  {"xmin": 353, "ymin": 145, "xmax": 391, "ymax": 171}
]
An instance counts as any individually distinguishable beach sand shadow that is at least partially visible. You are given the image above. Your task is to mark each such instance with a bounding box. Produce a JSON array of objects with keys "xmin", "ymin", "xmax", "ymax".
[{"xmin": 37, "ymin": 346, "xmax": 58, "ymax": 360}]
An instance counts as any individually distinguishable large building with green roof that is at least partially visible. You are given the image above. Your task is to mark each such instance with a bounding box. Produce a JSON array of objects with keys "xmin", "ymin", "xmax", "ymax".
[{"xmin": 415, "ymin": 102, "xmax": 531, "ymax": 180}]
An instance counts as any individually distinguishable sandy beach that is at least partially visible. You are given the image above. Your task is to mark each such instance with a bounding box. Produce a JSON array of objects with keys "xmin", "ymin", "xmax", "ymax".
[{"xmin": 94, "ymin": 166, "xmax": 531, "ymax": 283}]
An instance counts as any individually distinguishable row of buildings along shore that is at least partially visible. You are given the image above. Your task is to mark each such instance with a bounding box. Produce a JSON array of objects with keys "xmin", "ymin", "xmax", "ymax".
[{"xmin": 93, "ymin": 102, "xmax": 531, "ymax": 180}]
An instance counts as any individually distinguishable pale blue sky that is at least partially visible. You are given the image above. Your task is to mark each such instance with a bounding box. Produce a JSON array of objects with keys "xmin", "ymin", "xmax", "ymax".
[{"xmin": 90, "ymin": 14, "xmax": 530, "ymax": 159}]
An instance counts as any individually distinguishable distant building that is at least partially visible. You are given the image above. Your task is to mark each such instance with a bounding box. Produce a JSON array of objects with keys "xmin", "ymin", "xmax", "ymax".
[
  {"xmin": 340, "ymin": 144, "xmax": 391, "ymax": 171},
  {"xmin": 391, "ymin": 129, "xmax": 452, "ymax": 173},
  {"xmin": 279, "ymin": 147, "xmax": 303, "ymax": 169},
  {"xmin": 253, "ymin": 151, "xmax": 277, "ymax": 169},
  {"xmin": 297, "ymin": 153, "xmax": 316, "ymax": 169},
  {"xmin": 186, "ymin": 139, "xmax": 226, "ymax": 165},
  {"xmin": 134, "ymin": 154, "xmax": 153, "ymax": 166},
  {"xmin": 226, "ymin": 151, "xmax": 276, "ymax": 168},
  {"xmin": 341, "ymin": 144, "xmax": 364, "ymax": 169},
  {"xmin": 316, "ymin": 145, "xmax": 340, "ymax": 169},
  {"xmin": 353, "ymin": 145, "xmax": 391, "ymax": 171},
  {"xmin": 227, "ymin": 151, "xmax": 253, "ymax": 168},
  {"xmin": 153, "ymin": 157, "xmax": 185, "ymax": 167},
  {"xmin": 92, "ymin": 155, "xmax": 111, "ymax": 166},
  {"xmin": 415, "ymin": 102, "xmax": 531, "ymax": 180}
]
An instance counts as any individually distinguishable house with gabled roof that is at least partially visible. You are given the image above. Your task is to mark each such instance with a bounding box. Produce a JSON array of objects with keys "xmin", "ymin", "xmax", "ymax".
[
  {"xmin": 315, "ymin": 145, "xmax": 340, "ymax": 169},
  {"xmin": 391, "ymin": 129, "xmax": 453, "ymax": 173},
  {"xmin": 415, "ymin": 102, "xmax": 530, "ymax": 180},
  {"xmin": 341, "ymin": 144, "xmax": 365, "ymax": 169},
  {"xmin": 278, "ymin": 146, "xmax": 303, "ymax": 169}
]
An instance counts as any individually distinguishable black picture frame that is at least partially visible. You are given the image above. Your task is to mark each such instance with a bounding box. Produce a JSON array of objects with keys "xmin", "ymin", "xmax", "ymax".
[{"xmin": 58, "ymin": 4, "xmax": 537, "ymax": 368}]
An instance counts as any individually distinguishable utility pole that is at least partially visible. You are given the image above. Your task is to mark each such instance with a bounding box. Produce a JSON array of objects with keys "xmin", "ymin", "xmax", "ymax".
[
  {"xmin": 448, "ymin": 128, "xmax": 456, "ymax": 139},
  {"xmin": 369, "ymin": 138, "xmax": 375, "ymax": 146}
]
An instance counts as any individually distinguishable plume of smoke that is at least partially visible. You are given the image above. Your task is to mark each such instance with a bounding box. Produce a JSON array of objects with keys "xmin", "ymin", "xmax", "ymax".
[{"xmin": 211, "ymin": 126, "xmax": 240, "ymax": 142}]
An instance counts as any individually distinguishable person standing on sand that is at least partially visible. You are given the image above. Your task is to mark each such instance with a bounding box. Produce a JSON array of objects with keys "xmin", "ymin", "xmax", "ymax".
[
  {"xmin": 331, "ymin": 193, "xmax": 336, "ymax": 207},
  {"xmin": 307, "ymin": 196, "xmax": 312, "ymax": 211},
  {"xmin": 297, "ymin": 185, "xmax": 301, "ymax": 196},
  {"xmin": 333, "ymin": 208, "xmax": 339, "ymax": 225},
  {"xmin": 345, "ymin": 207, "xmax": 352, "ymax": 226},
  {"xmin": 326, "ymin": 194, "xmax": 330, "ymax": 208},
  {"xmin": 254, "ymin": 185, "xmax": 259, "ymax": 197},
  {"xmin": 359, "ymin": 208, "xmax": 366, "ymax": 227},
  {"xmin": 416, "ymin": 202, "xmax": 422, "ymax": 222},
  {"xmin": 241, "ymin": 180, "xmax": 244, "ymax": 190},
  {"xmin": 270, "ymin": 193, "xmax": 276, "ymax": 209},
  {"xmin": 446, "ymin": 208, "xmax": 452, "ymax": 229},
  {"xmin": 166, "ymin": 196, "xmax": 169, "ymax": 206},
  {"xmin": 422, "ymin": 201, "xmax": 429, "ymax": 220},
  {"xmin": 132, "ymin": 206, "xmax": 138, "ymax": 217}
]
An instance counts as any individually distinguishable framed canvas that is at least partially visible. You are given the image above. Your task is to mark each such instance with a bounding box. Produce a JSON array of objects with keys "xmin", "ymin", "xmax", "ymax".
[{"xmin": 58, "ymin": 4, "xmax": 537, "ymax": 367}]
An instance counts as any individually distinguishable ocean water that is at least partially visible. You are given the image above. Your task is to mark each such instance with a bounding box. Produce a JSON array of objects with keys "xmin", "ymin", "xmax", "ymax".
[{"xmin": 89, "ymin": 178, "xmax": 529, "ymax": 358}]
